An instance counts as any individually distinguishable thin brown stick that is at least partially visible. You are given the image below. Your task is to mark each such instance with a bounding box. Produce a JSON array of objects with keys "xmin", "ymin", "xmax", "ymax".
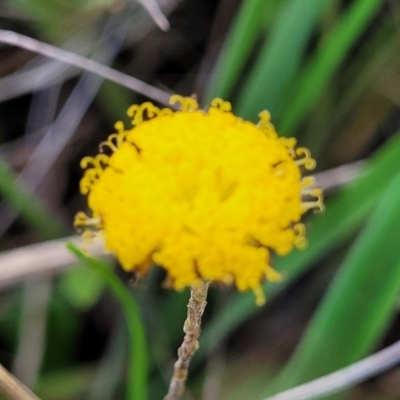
[
  {"xmin": 137, "ymin": 0, "xmax": 171, "ymax": 31},
  {"xmin": 0, "ymin": 236, "xmax": 105, "ymax": 289},
  {"xmin": 164, "ymin": 281, "xmax": 210, "ymax": 400},
  {"xmin": 0, "ymin": 30, "xmax": 172, "ymax": 106},
  {"xmin": 262, "ymin": 338, "xmax": 400, "ymax": 400},
  {"xmin": 0, "ymin": 364, "xmax": 40, "ymax": 400}
]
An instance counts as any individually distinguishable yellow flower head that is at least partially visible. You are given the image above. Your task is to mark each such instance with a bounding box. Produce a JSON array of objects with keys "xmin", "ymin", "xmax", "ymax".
[{"xmin": 75, "ymin": 96, "xmax": 323, "ymax": 305}]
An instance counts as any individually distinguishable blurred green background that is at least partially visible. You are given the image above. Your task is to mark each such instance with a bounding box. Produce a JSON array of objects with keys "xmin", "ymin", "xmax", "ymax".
[{"xmin": 0, "ymin": 0, "xmax": 400, "ymax": 399}]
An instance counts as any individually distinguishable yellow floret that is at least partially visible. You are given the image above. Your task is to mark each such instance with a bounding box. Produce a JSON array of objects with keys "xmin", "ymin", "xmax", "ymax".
[{"xmin": 75, "ymin": 96, "xmax": 323, "ymax": 305}]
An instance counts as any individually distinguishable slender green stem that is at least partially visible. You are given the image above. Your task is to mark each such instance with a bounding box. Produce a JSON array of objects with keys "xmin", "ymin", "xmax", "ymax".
[{"xmin": 66, "ymin": 243, "xmax": 148, "ymax": 400}]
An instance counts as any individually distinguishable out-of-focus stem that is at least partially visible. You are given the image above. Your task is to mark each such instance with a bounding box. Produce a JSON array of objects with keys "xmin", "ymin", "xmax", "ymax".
[
  {"xmin": 165, "ymin": 281, "xmax": 210, "ymax": 400},
  {"xmin": 0, "ymin": 364, "xmax": 40, "ymax": 400}
]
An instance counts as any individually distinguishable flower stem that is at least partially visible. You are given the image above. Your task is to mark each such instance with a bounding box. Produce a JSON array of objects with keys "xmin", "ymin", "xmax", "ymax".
[{"xmin": 165, "ymin": 281, "xmax": 210, "ymax": 400}]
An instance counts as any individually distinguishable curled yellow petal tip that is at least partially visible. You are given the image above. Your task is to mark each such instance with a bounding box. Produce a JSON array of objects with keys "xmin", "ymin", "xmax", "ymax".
[{"xmin": 75, "ymin": 96, "xmax": 323, "ymax": 304}]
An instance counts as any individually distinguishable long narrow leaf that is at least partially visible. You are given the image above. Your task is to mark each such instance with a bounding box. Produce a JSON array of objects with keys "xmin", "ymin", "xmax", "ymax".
[
  {"xmin": 204, "ymin": 0, "xmax": 274, "ymax": 102},
  {"xmin": 66, "ymin": 243, "xmax": 148, "ymax": 400},
  {"xmin": 279, "ymin": 0, "xmax": 382, "ymax": 135},
  {"xmin": 236, "ymin": 0, "xmax": 330, "ymax": 121},
  {"xmin": 268, "ymin": 168, "xmax": 400, "ymax": 395}
]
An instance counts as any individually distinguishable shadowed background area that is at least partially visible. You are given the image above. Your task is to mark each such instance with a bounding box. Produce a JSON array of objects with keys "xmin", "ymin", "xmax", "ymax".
[{"xmin": 0, "ymin": 0, "xmax": 400, "ymax": 399}]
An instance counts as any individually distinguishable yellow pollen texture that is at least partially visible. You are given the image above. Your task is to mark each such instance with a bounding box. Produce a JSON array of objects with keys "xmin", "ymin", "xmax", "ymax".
[{"xmin": 76, "ymin": 96, "xmax": 323, "ymax": 305}]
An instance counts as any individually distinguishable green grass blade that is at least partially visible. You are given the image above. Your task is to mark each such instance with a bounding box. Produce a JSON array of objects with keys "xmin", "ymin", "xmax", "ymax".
[
  {"xmin": 335, "ymin": 23, "xmax": 397, "ymax": 122},
  {"xmin": 60, "ymin": 263, "xmax": 106, "ymax": 310},
  {"xmin": 235, "ymin": 0, "xmax": 330, "ymax": 121},
  {"xmin": 66, "ymin": 243, "xmax": 148, "ymax": 400},
  {"xmin": 198, "ymin": 132, "xmax": 400, "ymax": 364},
  {"xmin": 204, "ymin": 0, "xmax": 275, "ymax": 102},
  {"xmin": 279, "ymin": 0, "xmax": 382, "ymax": 135},
  {"xmin": 269, "ymin": 168, "xmax": 400, "ymax": 395},
  {"xmin": 0, "ymin": 156, "xmax": 64, "ymax": 240}
]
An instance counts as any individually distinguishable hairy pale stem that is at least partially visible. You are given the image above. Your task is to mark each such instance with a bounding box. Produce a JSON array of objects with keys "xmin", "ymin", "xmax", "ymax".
[{"xmin": 164, "ymin": 281, "xmax": 210, "ymax": 400}]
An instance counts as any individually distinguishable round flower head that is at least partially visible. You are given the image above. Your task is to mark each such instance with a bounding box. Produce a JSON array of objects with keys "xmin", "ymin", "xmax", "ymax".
[{"xmin": 75, "ymin": 96, "xmax": 323, "ymax": 305}]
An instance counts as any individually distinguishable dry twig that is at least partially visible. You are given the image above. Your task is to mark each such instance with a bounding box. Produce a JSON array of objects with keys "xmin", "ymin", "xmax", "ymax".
[
  {"xmin": 0, "ymin": 364, "xmax": 40, "ymax": 400},
  {"xmin": 0, "ymin": 236, "xmax": 104, "ymax": 289},
  {"xmin": 0, "ymin": 30, "xmax": 171, "ymax": 106},
  {"xmin": 136, "ymin": 0, "xmax": 171, "ymax": 31},
  {"xmin": 263, "ymin": 338, "xmax": 400, "ymax": 400}
]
